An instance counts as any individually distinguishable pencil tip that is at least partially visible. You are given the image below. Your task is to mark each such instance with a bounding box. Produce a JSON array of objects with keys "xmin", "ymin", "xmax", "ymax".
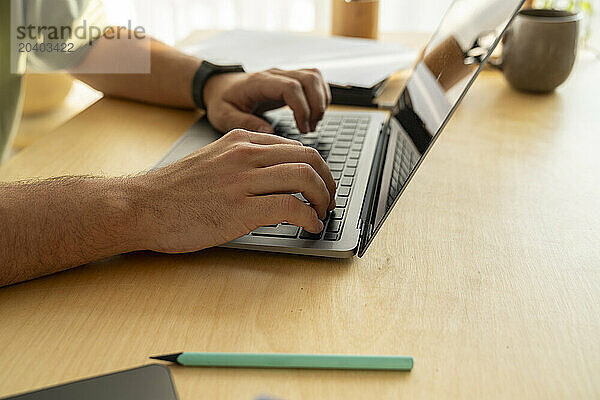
[{"xmin": 150, "ymin": 352, "xmax": 182, "ymax": 363}]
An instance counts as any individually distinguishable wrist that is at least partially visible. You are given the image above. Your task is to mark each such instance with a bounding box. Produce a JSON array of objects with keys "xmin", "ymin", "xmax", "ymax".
[
  {"xmin": 202, "ymin": 73, "xmax": 228, "ymax": 111},
  {"xmin": 118, "ymin": 175, "xmax": 156, "ymax": 252},
  {"xmin": 202, "ymin": 73, "xmax": 221, "ymax": 111},
  {"xmin": 192, "ymin": 61, "xmax": 245, "ymax": 110}
]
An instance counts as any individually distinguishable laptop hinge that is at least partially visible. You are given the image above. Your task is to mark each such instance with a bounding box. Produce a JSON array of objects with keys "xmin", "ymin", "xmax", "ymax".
[{"xmin": 357, "ymin": 122, "xmax": 390, "ymax": 254}]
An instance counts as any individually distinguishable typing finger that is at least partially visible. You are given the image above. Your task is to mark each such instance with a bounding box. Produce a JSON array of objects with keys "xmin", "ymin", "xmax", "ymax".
[
  {"xmin": 245, "ymin": 72, "xmax": 312, "ymax": 133},
  {"xmin": 246, "ymin": 144, "xmax": 336, "ymax": 210},
  {"xmin": 224, "ymin": 128, "xmax": 302, "ymax": 146},
  {"xmin": 269, "ymin": 68, "xmax": 327, "ymax": 131},
  {"xmin": 246, "ymin": 162, "xmax": 331, "ymax": 219},
  {"xmin": 249, "ymin": 194, "xmax": 324, "ymax": 233}
]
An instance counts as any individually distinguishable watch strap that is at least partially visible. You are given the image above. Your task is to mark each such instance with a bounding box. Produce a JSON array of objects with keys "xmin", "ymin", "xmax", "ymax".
[{"xmin": 192, "ymin": 60, "xmax": 245, "ymax": 110}]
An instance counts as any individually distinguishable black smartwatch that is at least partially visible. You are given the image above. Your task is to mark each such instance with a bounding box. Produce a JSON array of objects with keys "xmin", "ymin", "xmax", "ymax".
[{"xmin": 192, "ymin": 60, "xmax": 245, "ymax": 110}]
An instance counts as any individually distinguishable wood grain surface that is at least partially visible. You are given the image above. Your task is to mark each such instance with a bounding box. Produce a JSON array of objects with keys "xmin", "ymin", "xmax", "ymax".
[{"xmin": 0, "ymin": 46, "xmax": 599, "ymax": 399}]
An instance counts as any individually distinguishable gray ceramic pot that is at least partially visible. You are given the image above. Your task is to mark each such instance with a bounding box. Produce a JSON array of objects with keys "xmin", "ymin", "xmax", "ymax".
[{"xmin": 499, "ymin": 9, "xmax": 582, "ymax": 93}]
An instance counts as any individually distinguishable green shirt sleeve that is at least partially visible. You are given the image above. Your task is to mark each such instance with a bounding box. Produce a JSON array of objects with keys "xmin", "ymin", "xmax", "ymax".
[
  {"xmin": 0, "ymin": 0, "xmax": 24, "ymax": 163},
  {"xmin": 0, "ymin": 0, "xmax": 107, "ymax": 162},
  {"xmin": 22, "ymin": 0, "xmax": 107, "ymax": 71}
]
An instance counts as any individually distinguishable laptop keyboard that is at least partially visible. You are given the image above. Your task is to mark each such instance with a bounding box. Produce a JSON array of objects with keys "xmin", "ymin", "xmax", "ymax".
[
  {"xmin": 387, "ymin": 133, "xmax": 419, "ymax": 208},
  {"xmin": 250, "ymin": 114, "xmax": 370, "ymax": 241}
]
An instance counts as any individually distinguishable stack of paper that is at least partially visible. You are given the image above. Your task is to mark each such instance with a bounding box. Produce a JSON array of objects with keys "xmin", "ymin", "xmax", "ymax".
[{"xmin": 180, "ymin": 30, "xmax": 416, "ymax": 89}]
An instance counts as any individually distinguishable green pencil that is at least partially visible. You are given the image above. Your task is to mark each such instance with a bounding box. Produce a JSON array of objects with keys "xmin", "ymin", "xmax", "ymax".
[{"xmin": 150, "ymin": 352, "xmax": 413, "ymax": 371}]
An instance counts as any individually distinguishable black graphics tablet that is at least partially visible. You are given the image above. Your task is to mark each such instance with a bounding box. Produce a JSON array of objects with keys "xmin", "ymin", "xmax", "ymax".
[{"xmin": 2, "ymin": 364, "xmax": 178, "ymax": 400}]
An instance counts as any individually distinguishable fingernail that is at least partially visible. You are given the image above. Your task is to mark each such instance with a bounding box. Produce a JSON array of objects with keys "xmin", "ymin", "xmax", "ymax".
[{"xmin": 317, "ymin": 219, "xmax": 324, "ymax": 231}]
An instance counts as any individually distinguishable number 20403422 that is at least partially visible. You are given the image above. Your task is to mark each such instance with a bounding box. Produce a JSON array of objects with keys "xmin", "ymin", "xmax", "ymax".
[{"xmin": 18, "ymin": 42, "xmax": 75, "ymax": 53}]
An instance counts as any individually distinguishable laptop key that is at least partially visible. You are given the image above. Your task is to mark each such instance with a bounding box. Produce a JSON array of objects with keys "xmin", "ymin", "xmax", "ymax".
[
  {"xmin": 326, "ymin": 220, "xmax": 342, "ymax": 233},
  {"xmin": 324, "ymin": 232, "xmax": 339, "ymax": 241},
  {"xmin": 335, "ymin": 196, "xmax": 348, "ymax": 207},
  {"xmin": 331, "ymin": 208, "xmax": 345, "ymax": 220},
  {"xmin": 346, "ymin": 159, "xmax": 358, "ymax": 168},
  {"xmin": 332, "ymin": 171, "xmax": 342, "ymax": 180},
  {"xmin": 401, "ymin": 164, "xmax": 410, "ymax": 176},
  {"xmin": 328, "ymin": 155, "xmax": 346, "ymax": 163},
  {"xmin": 331, "ymin": 147, "xmax": 349, "ymax": 155},
  {"xmin": 338, "ymin": 186, "xmax": 351, "ymax": 197},
  {"xmin": 340, "ymin": 176, "xmax": 353, "ymax": 186},
  {"xmin": 328, "ymin": 163, "xmax": 344, "ymax": 172},
  {"xmin": 343, "ymin": 167, "xmax": 356, "ymax": 177},
  {"xmin": 252, "ymin": 225, "xmax": 300, "ymax": 238},
  {"xmin": 300, "ymin": 229, "xmax": 324, "ymax": 240}
]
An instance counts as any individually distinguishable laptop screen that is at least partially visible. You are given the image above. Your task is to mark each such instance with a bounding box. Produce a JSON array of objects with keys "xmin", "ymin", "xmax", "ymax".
[{"xmin": 359, "ymin": 0, "xmax": 524, "ymax": 255}]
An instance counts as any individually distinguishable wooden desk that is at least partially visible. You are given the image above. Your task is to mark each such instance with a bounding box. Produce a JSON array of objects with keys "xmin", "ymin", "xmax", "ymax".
[{"xmin": 1, "ymin": 50, "xmax": 599, "ymax": 399}]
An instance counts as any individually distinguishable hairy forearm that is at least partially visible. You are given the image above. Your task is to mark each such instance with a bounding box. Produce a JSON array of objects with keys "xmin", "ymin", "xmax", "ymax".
[
  {"xmin": 0, "ymin": 177, "xmax": 148, "ymax": 286},
  {"xmin": 70, "ymin": 30, "xmax": 201, "ymax": 109}
]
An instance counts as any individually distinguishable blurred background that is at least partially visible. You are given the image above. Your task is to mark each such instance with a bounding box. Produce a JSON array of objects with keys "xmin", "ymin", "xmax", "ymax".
[
  {"xmin": 101, "ymin": 0, "xmax": 453, "ymax": 45},
  {"xmin": 10, "ymin": 0, "xmax": 599, "ymax": 158},
  {"xmin": 101, "ymin": 0, "xmax": 598, "ymax": 50}
]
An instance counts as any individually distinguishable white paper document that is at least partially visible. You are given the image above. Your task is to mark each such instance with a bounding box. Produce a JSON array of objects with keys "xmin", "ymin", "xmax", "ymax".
[{"xmin": 180, "ymin": 30, "xmax": 417, "ymax": 88}]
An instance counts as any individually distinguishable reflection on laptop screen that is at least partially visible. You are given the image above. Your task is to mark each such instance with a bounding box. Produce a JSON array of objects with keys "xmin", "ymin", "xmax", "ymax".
[
  {"xmin": 366, "ymin": 0, "xmax": 524, "ymax": 247},
  {"xmin": 398, "ymin": 0, "xmax": 523, "ymax": 149}
]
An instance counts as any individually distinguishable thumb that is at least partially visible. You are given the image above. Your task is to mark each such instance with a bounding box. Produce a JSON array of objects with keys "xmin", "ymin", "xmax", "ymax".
[{"xmin": 222, "ymin": 104, "xmax": 274, "ymax": 134}]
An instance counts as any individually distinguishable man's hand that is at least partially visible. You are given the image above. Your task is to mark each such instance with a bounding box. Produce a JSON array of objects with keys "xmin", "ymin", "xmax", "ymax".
[
  {"xmin": 137, "ymin": 128, "xmax": 336, "ymax": 253},
  {"xmin": 0, "ymin": 128, "xmax": 336, "ymax": 286},
  {"xmin": 73, "ymin": 34, "xmax": 331, "ymax": 133},
  {"xmin": 203, "ymin": 68, "xmax": 332, "ymax": 134}
]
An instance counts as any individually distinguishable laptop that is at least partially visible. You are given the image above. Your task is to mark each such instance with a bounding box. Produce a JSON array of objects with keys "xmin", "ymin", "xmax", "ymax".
[{"xmin": 155, "ymin": 0, "xmax": 525, "ymax": 258}]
